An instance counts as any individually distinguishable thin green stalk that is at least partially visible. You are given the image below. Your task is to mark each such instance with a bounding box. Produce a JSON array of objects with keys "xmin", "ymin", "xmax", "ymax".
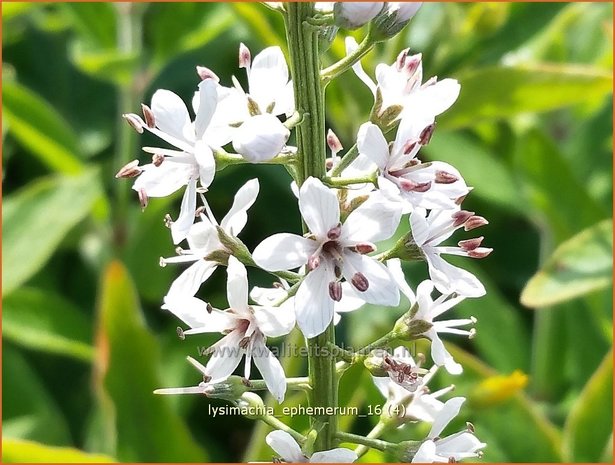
[
  {"xmin": 285, "ymin": 2, "xmax": 337, "ymax": 451},
  {"xmin": 330, "ymin": 144, "xmax": 359, "ymax": 177},
  {"xmin": 260, "ymin": 414, "xmax": 307, "ymax": 443},
  {"xmin": 321, "ymin": 27, "xmax": 375, "ymax": 85},
  {"xmin": 354, "ymin": 421, "xmax": 390, "ymax": 457},
  {"xmin": 324, "ymin": 172, "xmax": 377, "ymax": 188},
  {"xmin": 335, "ymin": 430, "xmax": 395, "ymax": 452}
]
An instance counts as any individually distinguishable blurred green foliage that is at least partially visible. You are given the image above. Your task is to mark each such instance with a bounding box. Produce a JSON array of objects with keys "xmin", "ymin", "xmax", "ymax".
[{"xmin": 2, "ymin": 2, "xmax": 612, "ymax": 463}]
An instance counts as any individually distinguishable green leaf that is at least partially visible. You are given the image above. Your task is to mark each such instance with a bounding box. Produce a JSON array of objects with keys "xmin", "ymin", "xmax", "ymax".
[
  {"xmin": 3, "ymin": 288, "xmax": 94, "ymax": 362},
  {"xmin": 2, "ymin": 82, "xmax": 84, "ymax": 174},
  {"xmin": 93, "ymin": 261, "xmax": 207, "ymax": 462},
  {"xmin": 521, "ymin": 220, "xmax": 612, "ymax": 308},
  {"xmin": 69, "ymin": 44, "xmax": 140, "ymax": 87},
  {"xmin": 60, "ymin": 3, "xmax": 117, "ymax": 49},
  {"xmin": 2, "ymin": 169, "xmax": 102, "ymax": 295},
  {"xmin": 563, "ymin": 350, "xmax": 613, "ymax": 462},
  {"xmin": 2, "ymin": 438, "xmax": 115, "ymax": 463},
  {"xmin": 3, "ymin": 345, "xmax": 72, "ymax": 445},
  {"xmin": 439, "ymin": 64, "xmax": 612, "ymax": 129}
]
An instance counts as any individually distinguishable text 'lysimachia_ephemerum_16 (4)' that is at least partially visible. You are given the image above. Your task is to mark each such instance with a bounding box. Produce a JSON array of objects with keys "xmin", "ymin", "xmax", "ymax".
[{"xmin": 116, "ymin": 2, "xmax": 491, "ymax": 462}]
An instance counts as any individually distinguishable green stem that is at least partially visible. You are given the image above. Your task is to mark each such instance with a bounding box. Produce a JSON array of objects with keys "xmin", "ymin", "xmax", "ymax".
[
  {"xmin": 354, "ymin": 421, "xmax": 390, "ymax": 457},
  {"xmin": 214, "ymin": 149, "xmax": 297, "ymax": 171},
  {"xmin": 357, "ymin": 331, "xmax": 399, "ymax": 355},
  {"xmin": 330, "ymin": 144, "xmax": 359, "ymax": 177},
  {"xmin": 335, "ymin": 430, "xmax": 395, "ymax": 451},
  {"xmin": 285, "ymin": 3, "xmax": 337, "ymax": 451},
  {"xmin": 321, "ymin": 27, "xmax": 375, "ymax": 85},
  {"xmin": 248, "ymin": 377, "xmax": 311, "ymax": 392},
  {"xmin": 260, "ymin": 414, "xmax": 307, "ymax": 443},
  {"xmin": 324, "ymin": 172, "xmax": 377, "ymax": 188}
]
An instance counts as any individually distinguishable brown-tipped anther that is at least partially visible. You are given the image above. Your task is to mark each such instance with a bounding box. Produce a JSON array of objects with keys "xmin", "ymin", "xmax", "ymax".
[
  {"xmin": 402, "ymin": 139, "xmax": 418, "ymax": 155},
  {"xmin": 123, "ymin": 113, "xmax": 144, "ymax": 134},
  {"xmin": 195, "ymin": 206, "xmax": 206, "ymax": 217},
  {"xmin": 247, "ymin": 96, "xmax": 261, "ymax": 116},
  {"xmin": 327, "ymin": 223, "xmax": 342, "ymax": 240},
  {"xmin": 152, "ymin": 153, "xmax": 164, "ymax": 167},
  {"xmin": 455, "ymin": 194, "xmax": 467, "ymax": 206},
  {"xmin": 354, "ymin": 242, "xmax": 376, "ymax": 254},
  {"xmin": 239, "ymin": 337, "xmax": 251, "ymax": 349},
  {"xmin": 404, "ymin": 53, "xmax": 422, "ymax": 75},
  {"xmin": 328, "ymin": 281, "xmax": 343, "ymax": 302},
  {"xmin": 452, "ymin": 210, "xmax": 474, "ymax": 227},
  {"xmin": 395, "ymin": 48, "xmax": 410, "ymax": 71},
  {"xmin": 138, "ymin": 188, "xmax": 148, "ymax": 210},
  {"xmin": 326, "ymin": 129, "xmax": 343, "ymax": 153},
  {"xmin": 435, "ymin": 170, "xmax": 458, "ymax": 184},
  {"xmin": 164, "ymin": 214, "xmax": 173, "ymax": 228},
  {"xmin": 458, "ymin": 236, "xmax": 484, "ymax": 251},
  {"xmin": 400, "ymin": 179, "xmax": 431, "ymax": 193},
  {"xmin": 141, "ymin": 104, "xmax": 156, "ymax": 128},
  {"xmin": 403, "ymin": 158, "xmax": 420, "ymax": 168},
  {"xmin": 206, "ymin": 303, "xmax": 213, "ymax": 314},
  {"xmin": 202, "ymin": 375, "xmax": 212, "ymax": 383},
  {"xmin": 273, "ymin": 282, "xmax": 284, "ymax": 289},
  {"xmin": 419, "ymin": 123, "xmax": 436, "ymax": 145},
  {"xmin": 176, "ymin": 326, "xmax": 186, "ymax": 340},
  {"xmin": 196, "ymin": 65, "xmax": 220, "ymax": 82},
  {"xmin": 351, "ymin": 272, "xmax": 369, "ymax": 292},
  {"xmin": 423, "ymin": 76, "xmax": 437, "ymax": 88},
  {"xmin": 468, "ymin": 248, "xmax": 493, "ymax": 259},
  {"xmin": 159, "ymin": 257, "xmax": 167, "ymax": 267},
  {"xmin": 466, "ymin": 422, "xmax": 475, "ymax": 433},
  {"xmin": 115, "ymin": 160, "xmax": 142, "ymax": 178},
  {"xmin": 334, "ymin": 265, "xmax": 342, "ymax": 279},
  {"xmin": 239, "ymin": 42, "xmax": 251, "ymax": 69},
  {"xmin": 464, "ymin": 215, "xmax": 489, "ymax": 231},
  {"xmin": 307, "ymin": 254, "xmax": 321, "ymax": 271},
  {"xmin": 448, "ymin": 457, "xmax": 457, "ymax": 463},
  {"xmin": 325, "ymin": 159, "xmax": 335, "ymax": 170}
]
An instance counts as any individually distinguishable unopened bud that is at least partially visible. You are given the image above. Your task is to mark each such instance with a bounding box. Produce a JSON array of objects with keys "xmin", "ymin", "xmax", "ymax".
[
  {"xmin": 464, "ymin": 215, "xmax": 489, "ymax": 231},
  {"xmin": 395, "ymin": 48, "xmax": 410, "ymax": 71},
  {"xmin": 115, "ymin": 160, "xmax": 142, "ymax": 178},
  {"xmin": 141, "ymin": 103, "xmax": 156, "ymax": 128},
  {"xmin": 123, "ymin": 113, "xmax": 144, "ymax": 134},
  {"xmin": 419, "ymin": 123, "xmax": 436, "ymax": 145},
  {"xmin": 334, "ymin": 2, "xmax": 384, "ymax": 30},
  {"xmin": 351, "ymin": 272, "xmax": 369, "ymax": 292},
  {"xmin": 196, "ymin": 65, "xmax": 220, "ymax": 82},
  {"xmin": 239, "ymin": 43, "xmax": 251, "ymax": 69},
  {"xmin": 452, "ymin": 210, "xmax": 474, "ymax": 228},
  {"xmin": 403, "ymin": 53, "xmax": 422, "ymax": 76},
  {"xmin": 328, "ymin": 281, "xmax": 343, "ymax": 302},
  {"xmin": 371, "ymin": 2, "xmax": 422, "ymax": 41},
  {"xmin": 236, "ymin": 392, "xmax": 265, "ymax": 419},
  {"xmin": 233, "ymin": 114, "xmax": 290, "ymax": 163}
]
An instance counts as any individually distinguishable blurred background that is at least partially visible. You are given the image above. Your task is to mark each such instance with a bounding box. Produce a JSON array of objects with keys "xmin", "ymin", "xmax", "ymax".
[{"xmin": 2, "ymin": 2, "xmax": 613, "ymax": 463}]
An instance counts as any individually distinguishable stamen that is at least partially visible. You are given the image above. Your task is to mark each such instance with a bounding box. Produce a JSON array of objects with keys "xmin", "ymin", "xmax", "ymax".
[
  {"xmin": 195, "ymin": 206, "xmax": 206, "ymax": 217},
  {"xmin": 327, "ymin": 129, "xmax": 343, "ymax": 154},
  {"xmin": 468, "ymin": 248, "xmax": 492, "ymax": 259},
  {"xmin": 196, "ymin": 65, "xmax": 220, "ymax": 82},
  {"xmin": 206, "ymin": 303, "xmax": 213, "ymax": 314},
  {"xmin": 353, "ymin": 242, "xmax": 376, "ymax": 254},
  {"xmin": 400, "ymin": 179, "xmax": 431, "ymax": 193},
  {"xmin": 141, "ymin": 104, "xmax": 156, "ymax": 128},
  {"xmin": 138, "ymin": 188, "xmax": 148, "ymax": 210},
  {"xmin": 451, "ymin": 210, "xmax": 474, "ymax": 227},
  {"xmin": 395, "ymin": 48, "xmax": 410, "ymax": 71},
  {"xmin": 404, "ymin": 53, "xmax": 422, "ymax": 76},
  {"xmin": 468, "ymin": 328, "xmax": 477, "ymax": 339},
  {"xmin": 419, "ymin": 123, "xmax": 436, "ymax": 145},
  {"xmin": 464, "ymin": 215, "xmax": 489, "ymax": 231},
  {"xmin": 115, "ymin": 160, "xmax": 142, "ymax": 178},
  {"xmin": 327, "ymin": 223, "xmax": 342, "ymax": 240},
  {"xmin": 152, "ymin": 153, "xmax": 164, "ymax": 167},
  {"xmin": 159, "ymin": 257, "xmax": 167, "ymax": 267},
  {"xmin": 422, "ymin": 76, "xmax": 437, "ymax": 88},
  {"xmin": 122, "ymin": 113, "xmax": 144, "ymax": 134},
  {"xmin": 466, "ymin": 422, "xmax": 475, "ymax": 433},
  {"xmin": 241, "ymin": 377, "xmax": 252, "ymax": 387},
  {"xmin": 164, "ymin": 214, "xmax": 173, "ymax": 228},
  {"xmin": 239, "ymin": 337, "xmax": 251, "ymax": 349},
  {"xmin": 458, "ymin": 236, "xmax": 483, "ymax": 251},
  {"xmin": 402, "ymin": 140, "xmax": 418, "ymax": 155},
  {"xmin": 202, "ymin": 375, "xmax": 212, "ymax": 383},
  {"xmin": 239, "ymin": 43, "xmax": 251, "ymax": 69},
  {"xmin": 351, "ymin": 272, "xmax": 369, "ymax": 292},
  {"xmin": 176, "ymin": 326, "xmax": 186, "ymax": 340},
  {"xmin": 307, "ymin": 254, "xmax": 321, "ymax": 271},
  {"xmin": 334, "ymin": 265, "xmax": 342, "ymax": 279},
  {"xmin": 273, "ymin": 282, "xmax": 284, "ymax": 289},
  {"xmin": 435, "ymin": 170, "xmax": 458, "ymax": 184},
  {"xmin": 328, "ymin": 281, "xmax": 342, "ymax": 302}
]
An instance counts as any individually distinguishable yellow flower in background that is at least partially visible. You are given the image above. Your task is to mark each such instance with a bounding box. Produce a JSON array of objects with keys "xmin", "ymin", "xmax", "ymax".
[{"xmin": 469, "ymin": 370, "xmax": 529, "ymax": 409}]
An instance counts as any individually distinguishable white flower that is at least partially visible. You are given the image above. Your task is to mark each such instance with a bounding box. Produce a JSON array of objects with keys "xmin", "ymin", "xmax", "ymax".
[
  {"xmin": 160, "ymin": 179, "xmax": 260, "ymax": 301},
  {"xmin": 412, "ymin": 398, "xmax": 486, "ymax": 463},
  {"xmin": 345, "ymin": 39, "xmax": 459, "ymax": 123},
  {"xmin": 334, "ymin": 2, "xmax": 384, "ymax": 29},
  {"xmin": 253, "ymin": 177, "xmax": 403, "ymax": 338},
  {"xmin": 413, "ymin": 280, "xmax": 476, "ymax": 375},
  {"xmin": 410, "ymin": 208, "xmax": 492, "ymax": 298},
  {"xmin": 357, "ymin": 118, "xmax": 469, "ymax": 212},
  {"xmin": 122, "ymin": 79, "xmax": 220, "ymax": 244},
  {"xmin": 164, "ymin": 257, "xmax": 293, "ymax": 402},
  {"xmin": 232, "ymin": 114, "xmax": 290, "ymax": 162},
  {"xmin": 266, "ymin": 430, "xmax": 357, "ymax": 463}
]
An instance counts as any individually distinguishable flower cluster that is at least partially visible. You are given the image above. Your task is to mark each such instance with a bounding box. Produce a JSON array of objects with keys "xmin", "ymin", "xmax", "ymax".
[{"xmin": 118, "ymin": 2, "xmax": 491, "ymax": 462}]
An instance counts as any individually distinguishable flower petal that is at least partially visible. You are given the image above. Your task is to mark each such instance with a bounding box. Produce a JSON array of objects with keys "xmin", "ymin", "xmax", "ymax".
[
  {"xmin": 342, "ymin": 252, "xmax": 400, "ymax": 307},
  {"xmin": 248, "ymin": 46, "xmax": 289, "ymax": 110},
  {"xmin": 425, "ymin": 251, "xmax": 486, "ymax": 298},
  {"xmin": 194, "ymin": 140, "xmax": 215, "ymax": 189},
  {"xmin": 295, "ymin": 263, "xmax": 335, "ymax": 338},
  {"xmin": 221, "ymin": 178, "xmax": 260, "ymax": 236},
  {"xmin": 162, "ymin": 296, "xmax": 233, "ymax": 331},
  {"xmin": 310, "ymin": 448, "xmax": 358, "ymax": 463},
  {"xmin": 387, "ymin": 258, "xmax": 415, "ymax": 304},
  {"xmin": 342, "ymin": 193, "xmax": 402, "ymax": 243},
  {"xmin": 299, "ymin": 177, "xmax": 340, "ymax": 238},
  {"xmin": 233, "ymin": 114, "xmax": 290, "ymax": 162},
  {"xmin": 411, "ymin": 440, "xmax": 438, "ymax": 463},
  {"xmin": 252, "ymin": 338, "xmax": 287, "ymax": 402},
  {"xmin": 430, "ymin": 330, "xmax": 463, "ymax": 375},
  {"xmin": 204, "ymin": 332, "xmax": 244, "ymax": 383},
  {"xmin": 429, "ymin": 397, "xmax": 466, "ymax": 439},
  {"xmin": 194, "ymin": 79, "xmax": 218, "ymax": 139},
  {"xmin": 409, "ymin": 208, "xmax": 430, "ymax": 246},
  {"xmin": 166, "ymin": 260, "xmax": 217, "ymax": 300},
  {"xmin": 266, "ymin": 431, "xmax": 305, "ymax": 463},
  {"xmin": 171, "ymin": 178, "xmax": 198, "ymax": 244},
  {"xmin": 151, "ymin": 89, "xmax": 191, "ymax": 142},
  {"xmin": 254, "ymin": 305, "xmax": 295, "ymax": 338},
  {"xmin": 133, "ymin": 162, "xmax": 194, "ymax": 198},
  {"xmin": 253, "ymin": 233, "xmax": 317, "ymax": 272},
  {"xmin": 357, "ymin": 122, "xmax": 390, "ymax": 170},
  {"xmin": 227, "ymin": 256, "xmax": 249, "ymax": 313}
]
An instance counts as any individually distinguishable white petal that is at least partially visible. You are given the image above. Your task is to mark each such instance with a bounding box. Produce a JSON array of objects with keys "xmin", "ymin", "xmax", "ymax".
[
  {"xmin": 133, "ymin": 162, "xmax": 194, "ymax": 198},
  {"xmin": 372, "ymin": 376, "xmax": 392, "ymax": 399},
  {"xmin": 266, "ymin": 431, "xmax": 305, "ymax": 463},
  {"xmin": 391, "ymin": 110, "xmax": 431, "ymax": 157},
  {"xmin": 295, "ymin": 263, "xmax": 335, "ymax": 338},
  {"xmin": 430, "ymin": 330, "xmax": 463, "ymax": 375},
  {"xmin": 151, "ymin": 89, "xmax": 191, "ymax": 141},
  {"xmin": 342, "ymin": 193, "xmax": 402, "ymax": 243},
  {"xmin": 233, "ymin": 114, "xmax": 290, "ymax": 162},
  {"xmin": 253, "ymin": 233, "xmax": 317, "ymax": 271},
  {"xmin": 425, "ymin": 252, "xmax": 486, "ymax": 298},
  {"xmin": 334, "ymin": 283, "xmax": 366, "ymax": 313},
  {"xmin": 252, "ymin": 339, "xmax": 287, "ymax": 402},
  {"xmin": 346, "ymin": 36, "xmax": 377, "ymax": 96},
  {"xmin": 437, "ymin": 432, "xmax": 486, "ymax": 458},
  {"xmin": 248, "ymin": 46, "xmax": 289, "ymax": 111},
  {"xmin": 410, "ymin": 208, "xmax": 430, "ymax": 246},
  {"xmin": 357, "ymin": 122, "xmax": 389, "ymax": 170},
  {"xmin": 187, "ymin": 217, "xmax": 219, "ymax": 251},
  {"xmin": 166, "ymin": 260, "xmax": 217, "ymax": 300},
  {"xmin": 429, "ymin": 397, "xmax": 466, "ymax": 439},
  {"xmin": 412, "ymin": 440, "xmax": 439, "ymax": 463},
  {"xmin": 227, "ymin": 256, "xmax": 249, "ymax": 313},
  {"xmin": 171, "ymin": 178, "xmax": 198, "ymax": 244},
  {"xmin": 335, "ymin": 2, "xmax": 383, "ymax": 29},
  {"xmin": 405, "ymin": 78, "xmax": 461, "ymax": 118},
  {"xmin": 162, "ymin": 296, "xmax": 234, "ymax": 331},
  {"xmin": 310, "ymin": 448, "xmax": 358, "ymax": 463},
  {"xmin": 387, "ymin": 258, "xmax": 415, "ymax": 304},
  {"xmin": 204, "ymin": 333, "xmax": 244, "ymax": 383},
  {"xmin": 194, "ymin": 79, "xmax": 218, "ymax": 139},
  {"xmin": 299, "ymin": 177, "xmax": 341, "ymax": 238},
  {"xmin": 342, "ymin": 253, "xmax": 400, "ymax": 307},
  {"xmin": 194, "ymin": 140, "xmax": 215, "ymax": 189},
  {"xmin": 254, "ymin": 305, "xmax": 295, "ymax": 337},
  {"xmin": 220, "ymin": 178, "xmax": 259, "ymax": 236}
]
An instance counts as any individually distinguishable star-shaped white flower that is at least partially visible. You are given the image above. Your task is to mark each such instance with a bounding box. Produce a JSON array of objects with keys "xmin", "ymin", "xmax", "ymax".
[
  {"xmin": 160, "ymin": 178, "xmax": 259, "ymax": 301},
  {"xmin": 410, "ymin": 207, "xmax": 492, "ymax": 297},
  {"xmin": 163, "ymin": 256, "xmax": 294, "ymax": 402},
  {"xmin": 356, "ymin": 118, "xmax": 469, "ymax": 212},
  {"xmin": 411, "ymin": 397, "xmax": 486, "ymax": 463},
  {"xmin": 266, "ymin": 430, "xmax": 357, "ymax": 463},
  {"xmin": 253, "ymin": 177, "xmax": 403, "ymax": 338},
  {"xmin": 120, "ymin": 79, "xmax": 221, "ymax": 244},
  {"xmin": 345, "ymin": 39, "xmax": 460, "ymax": 124}
]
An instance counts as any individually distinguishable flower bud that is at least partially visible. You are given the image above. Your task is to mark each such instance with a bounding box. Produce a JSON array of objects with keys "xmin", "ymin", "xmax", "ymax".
[
  {"xmin": 392, "ymin": 308, "xmax": 433, "ymax": 340},
  {"xmin": 204, "ymin": 376, "xmax": 250, "ymax": 401},
  {"xmin": 235, "ymin": 392, "xmax": 265, "ymax": 420},
  {"xmin": 371, "ymin": 2, "xmax": 422, "ymax": 41},
  {"xmin": 334, "ymin": 2, "xmax": 384, "ymax": 30},
  {"xmin": 233, "ymin": 114, "xmax": 290, "ymax": 163}
]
